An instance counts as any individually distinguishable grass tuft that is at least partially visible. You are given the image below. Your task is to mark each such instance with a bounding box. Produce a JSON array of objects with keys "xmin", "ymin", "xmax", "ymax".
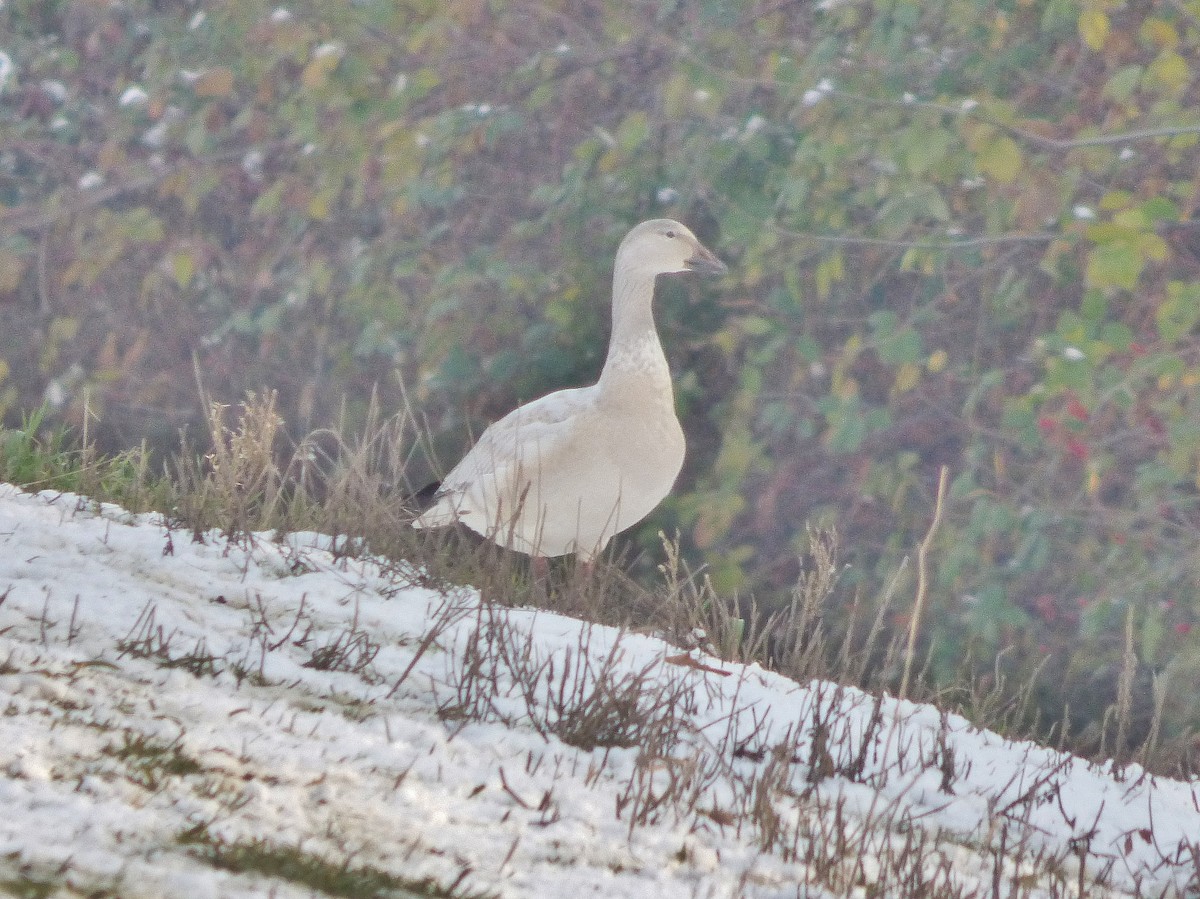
[
  {"xmin": 109, "ymin": 733, "xmax": 204, "ymax": 790},
  {"xmin": 177, "ymin": 825, "xmax": 493, "ymax": 898},
  {"xmin": 0, "ymin": 876, "xmax": 59, "ymax": 899}
]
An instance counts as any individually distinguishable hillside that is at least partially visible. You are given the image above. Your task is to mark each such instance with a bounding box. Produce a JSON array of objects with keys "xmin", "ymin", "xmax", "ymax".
[{"xmin": 1, "ymin": 482, "xmax": 1198, "ymax": 898}]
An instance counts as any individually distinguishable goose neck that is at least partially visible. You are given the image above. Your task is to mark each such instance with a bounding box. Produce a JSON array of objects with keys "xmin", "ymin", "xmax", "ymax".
[
  {"xmin": 599, "ymin": 268, "xmax": 672, "ymax": 394},
  {"xmin": 607, "ymin": 267, "xmax": 659, "ymax": 354}
]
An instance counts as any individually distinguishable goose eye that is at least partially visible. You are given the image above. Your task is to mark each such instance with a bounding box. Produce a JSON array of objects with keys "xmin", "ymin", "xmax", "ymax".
[{"xmin": 665, "ymin": 230, "xmax": 676, "ymax": 239}]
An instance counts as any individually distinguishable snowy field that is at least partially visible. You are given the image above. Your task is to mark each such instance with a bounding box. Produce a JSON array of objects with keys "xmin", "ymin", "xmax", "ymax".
[{"xmin": 1, "ymin": 482, "xmax": 1198, "ymax": 898}]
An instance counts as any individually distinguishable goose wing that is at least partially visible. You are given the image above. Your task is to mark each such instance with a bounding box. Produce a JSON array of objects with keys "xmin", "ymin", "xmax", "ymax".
[{"xmin": 415, "ymin": 385, "xmax": 596, "ymax": 525}]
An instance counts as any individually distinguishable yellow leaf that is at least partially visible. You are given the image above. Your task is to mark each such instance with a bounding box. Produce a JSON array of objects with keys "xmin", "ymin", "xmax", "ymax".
[
  {"xmin": 1078, "ymin": 8, "xmax": 1110, "ymax": 51},
  {"xmin": 1087, "ymin": 461, "xmax": 1101, "ymax": 498},
  {"xmin": 1141, "ymin": 233, "xmax": 1169, "ymax": 262},
  {"xmin": 308, "ymin": 190, "xmax": 332, "ymax": 221},
  {"xmin": 0, "ymin": 250, "xmax": 27, "ymax": 294},
  {"xmin": 1099, "ymin": 190, "xmax": 1133, "ymax": 211},
  {"xmin": 975, "ymin": 134, "xmax": 1023, "ymax": 183},
  {"xmin": 48, "ymin": 316, "xmax": 79, "ymax": 343},
  {"xmin": 927, "ymin": 349, "xmax": 949, "ymax": 373},
  {"xmin": 1146, "ymin": 49, "xmax": 1189, "ymax": 94},
  {"xmin": 193, "ymin": 67, "xmax": 234, "ymax": 98},
  {"xmin": 60, "ymin": 258, "xmax": 87, "ymax": 288},
  {"xmin": 712, "ymin": 324, "xmax": 740, "ymax": 356},
  {"xmin": 1085, "ymin": 241, "xmax": 1143, "ymax": 291},
  {"xmin": 1141, "ymin": 18, "xmax": 1178, "ymax": 49},
  {"xmin": 1112, "ymin": 208, "xmax": 1148, "ymax": 229},
  {"xmin": 0, "ymin": 358, "xmax": 9, "ymax": 384},
  {"xmin": 302, "ymin": 46, "xmax": 344, "ymax": 89},
  {"xmin": 815, "ymin": 250, "xmax": 844, "ymax": 299},
  {"xmin": 832, "ymin": 375, "xmax": 859, "ymax": 400},
  {"xmin": 894, "ymin": 362, "xmax": 921, "ymax": 394},
  {"xmin": 662, "ymin": 73, "xmax": 691, "ymax": 120},
  {"xmin": 171, "ymin": 251, "xmax": 195, "ymax": 290}
]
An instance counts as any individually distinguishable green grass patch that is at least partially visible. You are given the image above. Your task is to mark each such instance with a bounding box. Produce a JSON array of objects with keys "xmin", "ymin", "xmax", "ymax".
[
  {"xmin": 0, "ymin": 405, "xmax": 169, "ymax": 515},
  {"xmin": 177, "ymin": 826, "xmax": 491, "ymax": 898},
  {"xmin": 109, "ymin": 734, "xmax": 204, "ymax": 791},
  {"xmin": 0, "ymin": 876, "xmax": 60, "ymax": 899}
]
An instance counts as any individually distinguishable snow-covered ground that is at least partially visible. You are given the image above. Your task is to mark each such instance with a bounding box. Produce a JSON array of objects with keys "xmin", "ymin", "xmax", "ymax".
[{"xmin": 1, "ymin": 482, "xmax": 1198, "ymax": 898}]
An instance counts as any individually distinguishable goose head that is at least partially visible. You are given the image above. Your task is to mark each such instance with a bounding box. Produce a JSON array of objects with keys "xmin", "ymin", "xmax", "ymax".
[{"xmin": 615, "ymin": 219, "xmax": 727, "ymax": 279}]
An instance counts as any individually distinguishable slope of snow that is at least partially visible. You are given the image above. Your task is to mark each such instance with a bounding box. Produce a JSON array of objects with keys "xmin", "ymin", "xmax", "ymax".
[{"xmin": 0, "ymin": 483, "xmax": 1197, "ymax": 897}]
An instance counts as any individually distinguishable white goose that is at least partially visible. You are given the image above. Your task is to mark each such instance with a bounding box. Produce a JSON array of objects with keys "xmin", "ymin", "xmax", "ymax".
[{"xmin": 412, "ymin": 219, "xmax": 726, "ymax": 569}]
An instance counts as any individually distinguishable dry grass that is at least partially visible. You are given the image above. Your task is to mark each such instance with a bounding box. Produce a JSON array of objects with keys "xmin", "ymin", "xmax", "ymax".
[{"xmin": 4, "ymin": 393, "xmax": 1195, "ymax": 781}]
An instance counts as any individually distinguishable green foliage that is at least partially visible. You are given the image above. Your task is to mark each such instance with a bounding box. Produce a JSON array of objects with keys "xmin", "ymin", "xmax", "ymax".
[
  {"xmin": 0, "ymin": 405, "xmax": 164, "ymax": 508},
  {"xmin": 4, "ymin": 0, "xmax": 1200, "ymax": 755}
]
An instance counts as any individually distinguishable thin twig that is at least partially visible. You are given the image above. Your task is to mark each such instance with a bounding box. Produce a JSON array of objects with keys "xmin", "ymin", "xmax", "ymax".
[
  {"xmin": 766, "ymin": 221, "xmax": 1059, "ymax": 250},
  {"xmin": 0, "ymin": 146, "xmax": 288, "ymax": 234},
  {"xmin": 900, "ymin": 465, "xmax": 949, "ymax": 701},
  {"xmin": 822, "ymin": 87, "xmax": 1200, "ymax": 152}
]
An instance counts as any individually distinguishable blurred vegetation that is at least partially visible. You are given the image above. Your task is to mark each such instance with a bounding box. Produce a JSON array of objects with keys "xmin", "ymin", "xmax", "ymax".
[{"xmin": 3, "ymin": 0, "xmax": 1200, "ymax": 763}]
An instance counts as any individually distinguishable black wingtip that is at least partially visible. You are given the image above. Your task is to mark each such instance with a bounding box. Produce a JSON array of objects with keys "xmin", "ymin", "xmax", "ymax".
[{"xmin": 407, "ymin": 480, "xmax": 442, "ymax": 511}]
